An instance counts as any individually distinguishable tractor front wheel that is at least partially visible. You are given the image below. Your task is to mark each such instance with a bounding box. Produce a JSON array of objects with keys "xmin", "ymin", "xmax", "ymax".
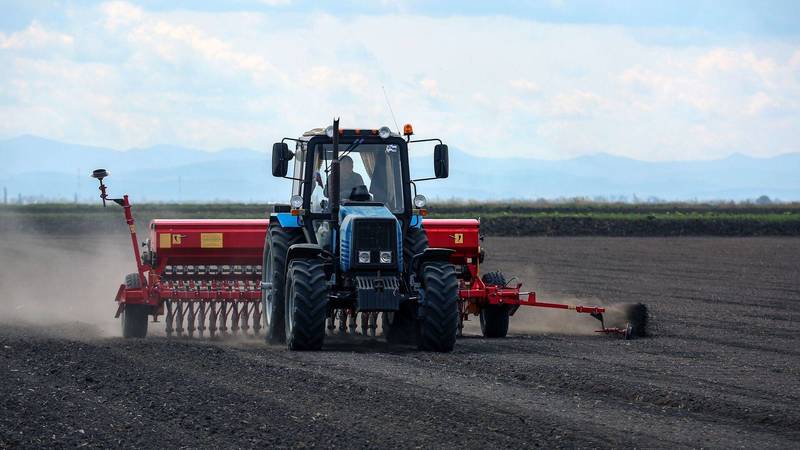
[
  {"xmin": 285, "ymin": 259, "xmax": 328, "ymax": 351},
  {"xmin": 417, "ymin": 262, "xmax": 459, "ymax": 352},
  {"xmin": 121, "ymin": 273, "xmax": 149, "ymax": 339}
]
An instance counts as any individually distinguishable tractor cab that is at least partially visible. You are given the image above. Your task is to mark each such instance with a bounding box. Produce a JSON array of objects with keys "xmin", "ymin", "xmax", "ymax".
[{"xmin": 265, "ymin": 120, "xmax": 458, "ymax": 351}]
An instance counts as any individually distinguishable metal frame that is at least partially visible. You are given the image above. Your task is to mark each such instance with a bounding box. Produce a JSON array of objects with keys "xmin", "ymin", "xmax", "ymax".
[{"xmin": 422, "ymin": 218, "xmax": 635, "ymax": 338}]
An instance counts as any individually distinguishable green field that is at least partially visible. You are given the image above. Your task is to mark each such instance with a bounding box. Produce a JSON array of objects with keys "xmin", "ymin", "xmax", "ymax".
[{"xmin": 2, "ymin": 201, "xmax": 800, "ymax": 236}]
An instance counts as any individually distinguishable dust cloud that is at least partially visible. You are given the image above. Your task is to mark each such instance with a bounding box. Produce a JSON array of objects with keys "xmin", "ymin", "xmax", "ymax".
[
  {"xmin": 508, "ymin": 301, "xmax": 602, "ymax": 335},
  {"xmin": 461, "ymin": 293, "xmax": 634, "ymax": 337},
  {"xmin": 0, "ymin": 222, "xmax": 136, "ymax": 338}
]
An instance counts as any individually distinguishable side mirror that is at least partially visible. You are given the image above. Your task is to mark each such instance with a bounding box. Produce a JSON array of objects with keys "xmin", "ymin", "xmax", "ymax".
[
  {"xmin": 271, "ymin": 143, "xmax": 293, "ymax": 177},
  {"xmin": 433, "ymin": 144, "xmax": 449, "ymax": 178}
]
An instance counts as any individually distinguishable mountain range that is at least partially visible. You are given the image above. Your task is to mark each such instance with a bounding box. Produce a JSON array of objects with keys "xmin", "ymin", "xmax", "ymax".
[{"xmin": 1, "ymin": 135, "xmax": 798, "ymax": 203}]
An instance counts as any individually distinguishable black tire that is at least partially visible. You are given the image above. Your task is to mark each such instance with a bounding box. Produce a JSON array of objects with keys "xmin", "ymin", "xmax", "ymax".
[
  {"xmin": 262, "ymin": 225, "xmax": 304, "ymax": 344},
  {"xmin": 403, "ymin": 226, "xmax": 428, "ymax": 273},
  {"xmin": 480, "ymin": 271, "xmax": 510, "ymax": 338},
  {"xmin": 121, "ymin": 273, "xmax": 149, "ymax": 339},
  {"xmin": 480, "ymin": 306, "xmax": 510, "ymax": 338},
  {"xmin": 482, "ymin": 271, "xmax": 507, "ymax": 287},
  {"xmin": 284, "ymin": 259, "xmax": 328, "ymax": 351},
  {"xmin": 417, "ymin": 262, "xmax": 459, "ymax": 352}
]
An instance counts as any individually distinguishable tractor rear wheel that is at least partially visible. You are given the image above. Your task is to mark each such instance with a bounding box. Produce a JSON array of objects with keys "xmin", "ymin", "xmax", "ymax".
[
  {"xmin": 121, "ymin": 273, "xmax": 149, "ymax": 339},
  {"xmin": 417, "ymin": 262, "xmax": 459, "ymax": 352},
  {"xmin": 262, "ymin": 225, "xmax": 304, "ymax": 344},
  {"xmin": 285, "ymin": 258, "xmax": 328, "ymax": 351},
  {"xmin": 480, "ymin": 271, "xmax": 510, "ymax": 338}
]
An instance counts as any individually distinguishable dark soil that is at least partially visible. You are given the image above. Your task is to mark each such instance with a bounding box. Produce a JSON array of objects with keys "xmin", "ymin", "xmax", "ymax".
[
  {"xmin": 1, "ymin": 236, "xmax": 799, "ymax": 448},
  {"xmin": 477, "ymin": 215, "xmax": 800, "ymax": 236}
]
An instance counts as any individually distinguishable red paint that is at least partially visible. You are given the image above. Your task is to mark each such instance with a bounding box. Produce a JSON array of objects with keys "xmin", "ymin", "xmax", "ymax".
[
  {"xmin": 109, "ymin": 198, "xmax": 619, "ymax": 336},
  {"xmin": 422, "ymin": 218, "xmax": 621, "ymax": 335}
]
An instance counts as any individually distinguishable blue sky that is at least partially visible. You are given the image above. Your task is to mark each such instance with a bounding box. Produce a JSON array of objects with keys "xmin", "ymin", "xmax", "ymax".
[{"xmin": 1, "ymin": 1, "xmax": 798, "ymax": 160}]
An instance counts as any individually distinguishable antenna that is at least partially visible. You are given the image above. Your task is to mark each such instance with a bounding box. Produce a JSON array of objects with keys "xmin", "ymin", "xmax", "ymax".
[{"xmin": 382, "ymin": 85, "xmax": 400, "ymax": 134}]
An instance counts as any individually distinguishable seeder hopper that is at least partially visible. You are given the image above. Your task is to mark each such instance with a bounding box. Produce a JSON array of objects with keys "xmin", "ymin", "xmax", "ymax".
[{"xmin": 94, "ymin": 120, "xmax": 647, "ymax": 350}]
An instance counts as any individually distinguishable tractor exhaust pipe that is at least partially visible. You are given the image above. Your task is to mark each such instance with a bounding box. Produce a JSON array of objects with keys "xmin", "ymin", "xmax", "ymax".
[{"xmin": 330, "ymin": 118, "xmax": 340, "ymax": 225}]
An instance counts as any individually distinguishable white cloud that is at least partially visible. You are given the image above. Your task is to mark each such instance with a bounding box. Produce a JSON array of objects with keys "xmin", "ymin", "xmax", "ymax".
[
  {"xmin": 419, "ymin": 78, "xmax": 440, "ymax": 97},
  {"xmin": 695, "ymin": 48, "xmax": 776, "ymax": 80},
  {"xmin": 548, "ymin": 90, "xmax": 604, "ymax": 118},
  {"xmin": 0, "ymin": 21, "xmax": 73, "ymax": 50},
  {"xmin": 745, "ymin": 91, "xmax": 780, "ymax": 116},
  {"xmin": 0, "ymin": 5, "xmax": 798, "ymax": 160},
  {"xmin": 509, "ymin": 78, "xmax": 540, "ymax": 94},
  {"xmin": 101, "ymin": 1, "xmax": 144, "ymax": 31},
  {"xmin": 132, "ymin": 20, "xmax": 271, "ymax": 75},
  {"xmin": 254, "ymin": 0, "xmax": 293, "ymax": 5},
  {"xmin": 790, "ymin": 50, "xmax": 800, "ymax": 68}
]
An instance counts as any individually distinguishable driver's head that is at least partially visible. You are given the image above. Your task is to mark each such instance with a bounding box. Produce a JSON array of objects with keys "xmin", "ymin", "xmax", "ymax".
[{"xmin": 340, "ymin": 155, "xmax": 354, "ymax": 177}]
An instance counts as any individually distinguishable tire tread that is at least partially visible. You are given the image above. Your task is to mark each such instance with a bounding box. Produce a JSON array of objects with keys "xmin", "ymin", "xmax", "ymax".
[
  {"xmin": 286, "ymin": 259, "xmax": 328, "ymax": 351},
  {"xmin": 263, "ymin": 225, "xmax": 304, "ymax": 344},
  {"xmin": 418, "ymin": 262, "xmax": 459, "ymax": 352}
]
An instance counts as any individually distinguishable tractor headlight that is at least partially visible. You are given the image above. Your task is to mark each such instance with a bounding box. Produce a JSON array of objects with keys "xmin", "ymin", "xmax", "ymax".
[
  {"xmin": 325, "ymin": 125, "xmax": 334, "ymax": 138},
  {"xmin": 358, "ymin": 251, "xmax": 371, "ymax": 264},
  {"xmin": 290, "ymin": 195, "xmax": 303, "ymax": 209},
  {"xmin": 379, "ymin": 251, "xmax": 392, "ymax": 264},
  {"xmin": 413, "ymin": 194, "xmax": 427, "ymax": 209},
  {"xmin": 378, "ymin": 126, "xmax": 391, "ymax": 139}
]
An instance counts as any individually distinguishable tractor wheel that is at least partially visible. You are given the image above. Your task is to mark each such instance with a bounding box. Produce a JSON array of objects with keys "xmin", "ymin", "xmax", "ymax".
[
  {"xmin": 403, "ymin": 226, "xmax": 428, "ymax": 272},
  {"xmin": 480, "ymin": 306, "xmax": 510, "ymax": 338},
  {"xmin": 480, "ymin": 271, "xmax": 510, "ymax": 338},
  {"xmin": 121, "ymin": 273, "xmax": 149, "ymax": 339},
  {"xmin": 417, "ymin": 262, "xmax": 459, "ymax": 352},
  {"xmin": 482, "ymin": 271, "xmax": 507, "ymax": 287},
  {"xmin": 262, "ymin": 225, "xmax": 304, "ymax": 344},
  {"xmin": 284, "ymin": 258, "xmax": 328, "ymax": 351}
]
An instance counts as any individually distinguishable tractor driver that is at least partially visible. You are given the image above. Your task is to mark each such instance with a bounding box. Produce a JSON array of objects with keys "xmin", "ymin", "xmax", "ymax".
[{"xmin": 321, "ymin": 155, "xmax": 366, "ymax": 200}]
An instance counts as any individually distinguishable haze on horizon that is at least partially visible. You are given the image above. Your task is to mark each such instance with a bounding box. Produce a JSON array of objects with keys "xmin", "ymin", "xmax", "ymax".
[{"xmin": 1, "ymin": 0, "xmax": 799, "ymax": 162}]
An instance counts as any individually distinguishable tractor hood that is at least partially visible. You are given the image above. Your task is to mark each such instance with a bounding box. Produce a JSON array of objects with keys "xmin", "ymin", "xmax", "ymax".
[
  {"xmin": 339, "ymin": 204, "xmax": 403, "ymax": 272},
  {"xmin": 338, "ymin": 204, "xmax": 396, "ymax": 222}
]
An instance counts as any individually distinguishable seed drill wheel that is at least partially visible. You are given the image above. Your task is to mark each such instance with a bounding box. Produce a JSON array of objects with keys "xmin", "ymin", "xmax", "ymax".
[
  {"xmin": 417, "ymin": 262, "xmax": 459, "ymax": 352},
  {"xmin": 284, "ymin": 258, "xmax": 328, "ymax": 351},
  {"xmin": 121, "ymin": 273, "xmax": 150, "ymax": 339},
  {"xmin": 262, "ymin": 225, "xmax": 304, "ymax": 344},
  {"xmin": 479, "ymin": 271, "xmax": 511, "ymax": 338}
]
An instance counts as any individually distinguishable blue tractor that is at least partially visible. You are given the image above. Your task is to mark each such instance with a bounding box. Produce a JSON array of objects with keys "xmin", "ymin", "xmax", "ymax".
[{"xmin": 263, "ymin": 120, "xmax": 458, "ymax": 351}]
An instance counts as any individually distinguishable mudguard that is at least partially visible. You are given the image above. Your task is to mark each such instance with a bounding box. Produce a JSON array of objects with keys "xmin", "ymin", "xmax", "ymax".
[
  {"xmin": 411, "ymin": 248, "xmax": 455, "ymax": 274},
  {"xmin": 287, "ymin": 243, "xmax": 326, "ymax": 262},
  {"xmin": 270, "ymin": 212, "xmax": 301, "ymax": 228}
]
